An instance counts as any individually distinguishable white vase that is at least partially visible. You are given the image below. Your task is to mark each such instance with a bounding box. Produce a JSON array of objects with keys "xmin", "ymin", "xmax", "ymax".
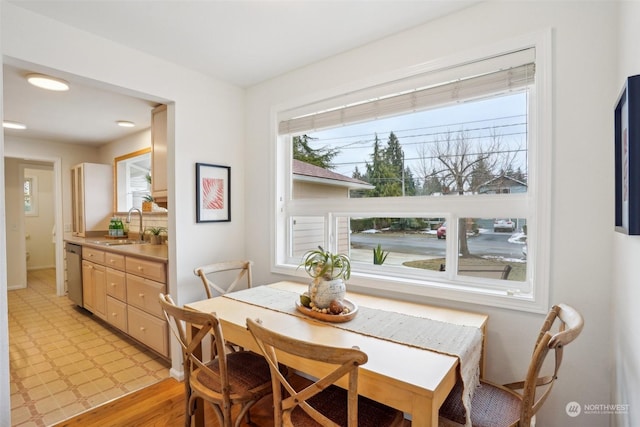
[{"xmin": 308, "ymin": 278, "xmax": 346, "ymax": 309}]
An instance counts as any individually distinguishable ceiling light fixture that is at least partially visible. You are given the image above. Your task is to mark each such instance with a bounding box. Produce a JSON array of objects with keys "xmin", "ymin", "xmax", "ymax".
[
  {"xmin": 26, "ymin": 73, "xmax": 70, "ymax": 91},
  {"xmin": 3, "ymin": 120, "xmax": 27, "ymax": 130},
  {"xmin": 117, "ymin": 120, "xmax": 135, "ymax": 128}
]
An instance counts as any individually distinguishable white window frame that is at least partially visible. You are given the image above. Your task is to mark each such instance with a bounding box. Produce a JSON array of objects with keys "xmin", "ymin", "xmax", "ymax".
[{"xmin": 271, "ymin": 30, "xmax": 552, "ymax": 314}]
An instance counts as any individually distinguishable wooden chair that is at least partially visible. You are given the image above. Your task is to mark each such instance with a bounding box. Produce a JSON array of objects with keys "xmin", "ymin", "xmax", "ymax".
[
  {"xmin": 159, "ymin": 294, "xmax": 273, "ymax": 427},
  {"xmin": 194, "ymin": 260, "xmax": 252, "ymax": 298},
  {"xmin": 246, "ymin": 317, "xmax": 405, "ymax": 427},
  {"xmin": 439, "ymin": 303, "xmax": 584, "ymax": 427}
]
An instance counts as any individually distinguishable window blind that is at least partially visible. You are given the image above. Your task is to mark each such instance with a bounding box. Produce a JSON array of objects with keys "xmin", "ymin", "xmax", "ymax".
[{"xmin": 279, "ymin": 48, "xmax": 535, "ymax": 135}]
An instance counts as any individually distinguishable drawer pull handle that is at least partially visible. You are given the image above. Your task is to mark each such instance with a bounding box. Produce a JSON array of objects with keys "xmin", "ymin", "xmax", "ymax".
[
  {"xmin": 110, "ymin": 283, "xmax": 116, "ymax": 287},
  {"xmin": 112, "ymin": 312, "xmax": 117, "ymax": 317},
  {"xmin": 139, "ymin": 293, "xmax": 145, "ymax": 298},
  {"xmin": 137, "ymin": 266, "xmax": 143, "ymax": 271},
  {"xmin": 140, "ymin": 326, "xmax": 146, "ymax": 332}
]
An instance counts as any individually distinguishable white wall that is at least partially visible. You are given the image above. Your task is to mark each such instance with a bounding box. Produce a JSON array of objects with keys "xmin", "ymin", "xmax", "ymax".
[
  {"xmin": 0, "ymin": 4, "xmax": 9, "ymax": 421},
  {"xmin": 246, "ymin": 2, "xmax": 617, "ymax": 426},
  {"xmin": 5, "ymin": 136, "xmax": 101, "ymax": 230},
  {"xmin": 0, "ymin": 0, "xmax": 246, "ymax": 409},
  {"xmin": 612, "ymin": 2, "xmax": 640, "ymax": 426},
  {"xmin": 97, "ymin": 127, "xmax": 151, "ymax": 166},
  {"xmin": 24, "ymin": 165, "xmax": 55, "ymax": 270},
  {"xmin": 3, "ymin": 158, "xmax": 25, "ymax": 289}
]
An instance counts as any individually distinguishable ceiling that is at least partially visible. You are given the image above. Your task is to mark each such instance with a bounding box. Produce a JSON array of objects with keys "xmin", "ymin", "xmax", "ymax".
[{"xmin": 3, "ymin": 1, "xmax": 477, "ymax": 145}]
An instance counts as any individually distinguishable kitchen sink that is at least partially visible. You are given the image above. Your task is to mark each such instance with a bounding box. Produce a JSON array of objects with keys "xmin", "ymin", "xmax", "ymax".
[{"xmin": 91, "ymin": 239, "xmax": 147, "ymax": 246}]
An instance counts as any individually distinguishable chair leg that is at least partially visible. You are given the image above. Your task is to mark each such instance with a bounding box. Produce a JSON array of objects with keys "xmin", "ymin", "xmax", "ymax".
[{"xmin": 184, "ymin": 386, "xmax": 191, "ymax": 427}]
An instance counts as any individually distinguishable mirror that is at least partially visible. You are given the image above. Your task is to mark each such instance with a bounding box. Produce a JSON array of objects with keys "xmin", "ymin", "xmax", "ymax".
[{"xmin": 114, "ymin": 148, "xmax": 152, "ymax": 212}]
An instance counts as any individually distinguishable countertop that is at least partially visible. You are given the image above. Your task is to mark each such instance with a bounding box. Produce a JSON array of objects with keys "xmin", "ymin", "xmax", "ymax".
[{"xmin": 64, "ymin": 233, "xmax": 168, "ymax": 263}]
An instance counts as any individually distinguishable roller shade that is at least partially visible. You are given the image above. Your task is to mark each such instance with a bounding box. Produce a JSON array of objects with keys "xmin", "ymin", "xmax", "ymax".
[{"xmin": 279, "ymin": 48, "xmax": 535, "ymax": 135}]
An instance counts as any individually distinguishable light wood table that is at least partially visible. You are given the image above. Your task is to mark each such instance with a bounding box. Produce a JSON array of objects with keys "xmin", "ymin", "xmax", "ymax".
[{"xmin": 186, "ymin": 281, "xmax": 488, "ymax": 427}]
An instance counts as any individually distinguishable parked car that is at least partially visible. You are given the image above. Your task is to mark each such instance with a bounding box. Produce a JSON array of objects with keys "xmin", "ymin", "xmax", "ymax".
[
  {"xmin": 437, "ymin": 222, "xmax": 447, "ymax": 239},
  {"xmin": 493, "ymin": 218, "xmax": 515, "ymax": 232}
]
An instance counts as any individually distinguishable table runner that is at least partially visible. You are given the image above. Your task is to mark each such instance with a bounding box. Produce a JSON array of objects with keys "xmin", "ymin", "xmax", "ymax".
[{"xmin": 223, "ymin": 286, "xmax": 481, "ymax": 426}]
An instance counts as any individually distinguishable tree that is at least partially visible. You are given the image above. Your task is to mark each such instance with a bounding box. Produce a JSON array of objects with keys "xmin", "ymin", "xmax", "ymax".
[
  {"xmin": 363, "ymin": 134, "xmax": 397, "ymax": 197},
  {"xmin": 470, "ymin": 157, "xmax": 494, "ymax": 190},
  {"xmin": 423, "ymin": 168, "xmax": 443, "ymax": 195},
  {"xmin": 292, "ymin": 134, "xmax": 338, "ymax": 169},
  {"xmin": 358, "ymin": 132, "xmax": 417, "ymax": 198},
  {"xmin": 415, "ymin": 128, "xmax": 520, "ymax": 256}
]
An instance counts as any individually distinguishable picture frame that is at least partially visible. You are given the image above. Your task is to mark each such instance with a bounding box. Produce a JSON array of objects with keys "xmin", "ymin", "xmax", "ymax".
[
  {"xmin": 196, "ymin": 163, "xmax": 231, "ymax": 223},
  {"xmin": 615, "ymin": 75, "xmax": 640, "ymax": 234}
]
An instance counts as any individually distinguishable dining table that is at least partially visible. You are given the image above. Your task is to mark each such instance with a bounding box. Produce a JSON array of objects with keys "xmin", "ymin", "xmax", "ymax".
[{"xmin": 185, "ymin": 280, "xmax": 488, "ymax": 427}]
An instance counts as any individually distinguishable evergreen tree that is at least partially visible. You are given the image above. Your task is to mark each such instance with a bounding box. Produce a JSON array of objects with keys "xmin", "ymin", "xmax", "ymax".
[
  {"xmin": 423, "ymin": 169, "xmax": 443, "ymax": 195},
  {"xmin": 292, "ymin": 134, "xmax": 338, "ymax": 169},
  {"xmin": 470, "ymin": 157, "xmax": 494, "ymax": 191},
  {"xmin": 352, "ymin": 165, "xmax": 366, "ymax": 181}
]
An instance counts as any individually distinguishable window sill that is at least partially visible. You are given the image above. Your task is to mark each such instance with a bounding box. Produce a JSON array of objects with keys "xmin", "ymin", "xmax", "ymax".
[{"xmin": 272, "ymin": 263, "xmax": 548, "ymax": 314}]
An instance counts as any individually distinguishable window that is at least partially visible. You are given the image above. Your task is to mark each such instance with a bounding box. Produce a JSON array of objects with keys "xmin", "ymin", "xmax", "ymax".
[
  {"xmin": 274, "ymin": 32, "xmax": 551, "ymax": 313},
  {"xmin": 24, "ymin": 176, "xmax": 38, "ymax": 216}
]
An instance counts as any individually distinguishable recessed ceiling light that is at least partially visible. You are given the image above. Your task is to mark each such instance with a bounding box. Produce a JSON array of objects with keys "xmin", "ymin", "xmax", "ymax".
[
  {"xmin": 3, "ymin": 120, "xmax": 27, "ymax": 130},
  {"xmin": 26, "ymin": 73, "xmax": 70, "ymax": 91},
  {"xmin": 117, "ymin": 120, "xmax": 135, "ymax": 128}
]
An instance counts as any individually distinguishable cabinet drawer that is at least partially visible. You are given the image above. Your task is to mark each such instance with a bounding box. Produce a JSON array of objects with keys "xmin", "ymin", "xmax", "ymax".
[
  {"xmin": 104, "ymin": 252, "xmax": 125, "ymax": 270},
  {"xmin": 126, "ymin": 273, "xmax": 165, "ymax": 318},
  {"xmin": 106, "ymin": 268, "xmax": 126, "ymax": 301},
  {"xmin": 82, "ymin": 247, "xmax": 105, "ymax": 264},
  {"xmin": 126, "ymin": 257, "xmax": 166, "ymax": 283},
  {"xmin": 127, "ymin": 306, "xmax": 168, "ymax": 357},
  {"xmin": 106, "ymin": 296, "xmax": 127, "ymax": 332}
]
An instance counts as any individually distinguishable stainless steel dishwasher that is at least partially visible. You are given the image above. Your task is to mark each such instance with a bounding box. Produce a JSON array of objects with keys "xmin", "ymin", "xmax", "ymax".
[{"xmin": 65, "ymin": 243, "xmax": 83, "ymax": 307}]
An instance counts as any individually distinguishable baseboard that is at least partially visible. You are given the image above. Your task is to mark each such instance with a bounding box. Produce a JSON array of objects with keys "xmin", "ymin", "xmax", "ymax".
[{"xmin": 169, "ymin": 367, "xmax": 184, "ymax": 381}]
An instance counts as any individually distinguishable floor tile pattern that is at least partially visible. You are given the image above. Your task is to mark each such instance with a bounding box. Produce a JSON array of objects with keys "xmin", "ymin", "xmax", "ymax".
[{"xmin": 9, "ymin": 269, "xmax": 170, "ymax": 426}]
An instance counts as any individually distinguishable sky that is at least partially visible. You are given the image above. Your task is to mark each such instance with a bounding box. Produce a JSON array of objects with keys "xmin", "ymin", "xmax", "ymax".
[{"xmin": 302, "ymin": 91, "xmax": 529, "ymax": 184}]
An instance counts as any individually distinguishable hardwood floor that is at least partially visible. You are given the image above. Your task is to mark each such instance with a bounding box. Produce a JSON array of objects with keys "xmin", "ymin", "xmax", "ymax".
[
  {"xmin": 51, "ymin": 376, "xmax": 280, "ymax": 427},
  {"xmin": 52, "ymin": 375, "xmax": 412, "ymax": 426}
]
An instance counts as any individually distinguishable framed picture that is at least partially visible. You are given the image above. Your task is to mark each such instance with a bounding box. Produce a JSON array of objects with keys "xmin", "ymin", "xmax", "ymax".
[
  {"xmin": 615, "ymin": 75, "xmax": 640, "ymax": 234},
  {"xmin": 196, "ymin": 163, "xmax": 231, "ymax": 223}
]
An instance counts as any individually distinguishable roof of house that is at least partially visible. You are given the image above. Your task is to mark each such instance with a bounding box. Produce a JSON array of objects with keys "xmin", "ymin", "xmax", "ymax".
[
  {"xmin": 292, "ymin": 159, "xmax": 374, "ymax": 190},
  {"xmin": 479, "ymin": 175, "xmax": 528, "ymax": 188}
]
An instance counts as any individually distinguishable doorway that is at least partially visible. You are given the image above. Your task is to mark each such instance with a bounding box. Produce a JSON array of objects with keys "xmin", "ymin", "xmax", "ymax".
[{"xmin": 4, "ymin": 157, "xmax": 65, "ymax": 295}]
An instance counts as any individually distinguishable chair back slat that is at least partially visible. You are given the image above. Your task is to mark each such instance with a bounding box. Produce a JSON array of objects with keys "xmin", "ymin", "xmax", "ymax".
[
  {"xmin": 194, "ymin": 260, "xmax": 253, "ymax": 298},
  {"xmin": 520, "ymin": 303, "xmax": 584, "ymax": 425},
  {"xmin": 159, "ymin": 294, "xmax": 231, "ymax": 410},
  {"xmin": 246, "ymin": 317, "xmax": 367, "ymax": 427}
]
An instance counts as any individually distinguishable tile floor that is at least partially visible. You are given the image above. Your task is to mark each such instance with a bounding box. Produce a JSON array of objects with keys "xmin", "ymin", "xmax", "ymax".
[{"xmin": 8, "ymin": 269, "xmax": 170, "ymax": 427}]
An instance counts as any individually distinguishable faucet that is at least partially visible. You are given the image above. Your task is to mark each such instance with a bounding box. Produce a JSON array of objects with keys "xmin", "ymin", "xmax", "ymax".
[{"xmin": 127, "ymin": 208, "xmax": 144, "ymax": 241}]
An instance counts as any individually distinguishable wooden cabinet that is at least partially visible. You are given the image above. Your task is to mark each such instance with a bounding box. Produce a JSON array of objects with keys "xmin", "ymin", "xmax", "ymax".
[
  {"xmin": 71, "ymin": 163, "xmax": 113, "ymax": 237},
  {"xmin": 151, "ymin": 104, "xmax": 167, "ymax": 200},
  {"xmin": 127, "ymin": 306, "xmax": 168, "ymax": 356},
  {"xmin": 80, "ymin": 243, "xmax": 168, "ymax": 358},
  {"xmin": 106, "ymin": 268, "xmax": 127, "ymax": 333},
  {"xmin": 82, "ymin": 258, "xmax": 107, "ymax": 321},
  {"xmin": 125, "ymin": 256, "xmax": 168, "ymax": 356}
]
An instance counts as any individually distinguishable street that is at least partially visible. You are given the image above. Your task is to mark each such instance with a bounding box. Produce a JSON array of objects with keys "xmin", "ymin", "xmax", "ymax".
[{"xmin": 350, "ymin": 229, "xmax": 526, "ymax": 260}]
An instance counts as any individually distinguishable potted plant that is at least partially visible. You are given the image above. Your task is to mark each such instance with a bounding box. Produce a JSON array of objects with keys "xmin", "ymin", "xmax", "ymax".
[
  {"xmin": 142, "ymin": 174, "xmax": 154, "ymax": 212},
  {"xmin": 300, "ymin": 246, "xmax": 351, "ymax": 309},
  {"xmin": 372, "ymin": 243, "xmax": 389, "ymax": 265},
  {"xmin": 142, "ymin": 194, "xmax": 154, "ymax": 212},
  {"xmin": 145, "ymin": 226, "xmax": 166, "ymax": 245}
]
